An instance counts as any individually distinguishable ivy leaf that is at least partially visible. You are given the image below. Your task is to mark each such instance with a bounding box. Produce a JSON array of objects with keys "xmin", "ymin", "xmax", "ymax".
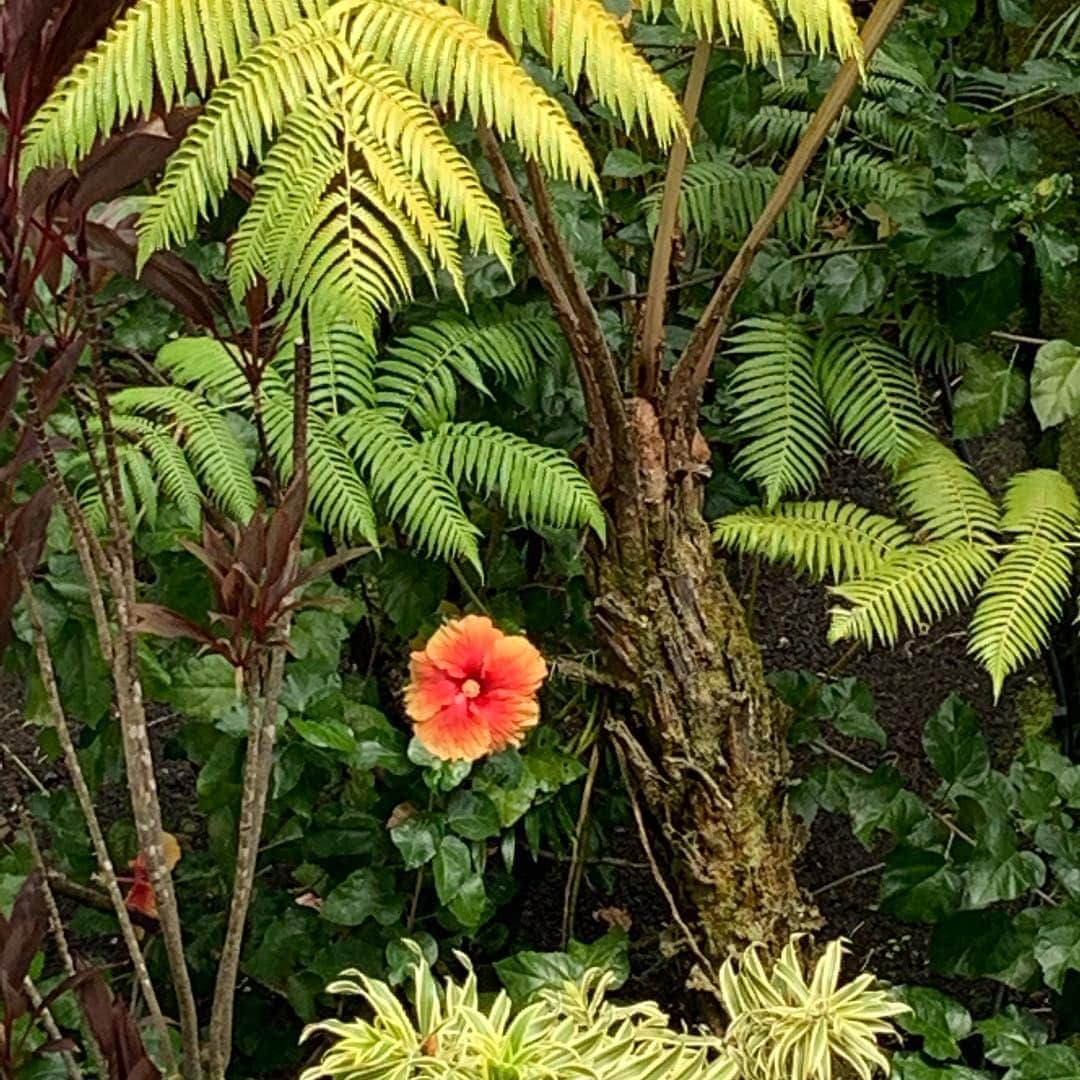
[
  {"xmin": 1003, "ymin": 1045, "xmax": 1080, "ymax": 1079},
  {"xmin": 322, "ymin": 868, "xmax": 405, "ymax": 927},
  {"xmin": 166, "ymin": 654, "xmax": 240, "ymax": 721},
  {"xmin": 923, "ymin": 696, "xmax": 989, "ymax": 787},
  {"xmin": 819, "ymin": 677, "xmax": 886, "ymax": 746},
  {"xmin": 433, "ymin": 836, "xmax": 471, "ymax": 904},
  {"xmin": 952, "ymin": 350, "xmax": 1027, "ymax": 439},
  {"xmin": 1033, "ymin": 911, "xmax": 1080, "ymax": 992},
  {"xmin": 894, "ymin": 986, "xmax": 973, "ymax": 1061},
  {"xmin": 976, "ymin": 1006, "xmax": 1048, "ymax": 1067},
  {"xmin": 847, "ymin": 766, "xmax": 929, "ymax": 847},
  {"xmin": 814, "ymin": 255, "xmax": 887, "ymax": 318},
  {"xmin": 963, "ymin": 850, "xmax": 1046, "ymax": 908},
  {"xmin": 881, "ymin": 846, "xmax": 963, "ymax": 923},
  {"xmin": 930, "ymin": 909, "xmax": 1039, "ymax": 987},
  {"xmin": 446, "ymin": 790, "xmax": 502, "ymax": 841},
  {"xmin": 601, "ymin": 149, "xmax": 651, "ymax": 178},
  {"xmin": 290, "ymin": 716, "xmax": 356, "ymax": 754},
  {"xmin": 568, "ymin": 928, "xmax": 629, "ymax": 989},
  {"xmin": 390, "ymin": 815, "xmax": 440, "ymax": 870},
  {"xmin": 889, "ymin": 1053, "xmax": 992, "ymax": 1078},
  {"xmin": 1031, "ymin": 340, "xmax": 1080, "ymax": 429},
  {"xmin": 494, "ymin": 950, "xmax": 579, "ymax": 1006}
]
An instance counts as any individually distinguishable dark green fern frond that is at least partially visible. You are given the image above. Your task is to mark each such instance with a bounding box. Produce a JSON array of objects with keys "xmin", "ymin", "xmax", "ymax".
[
  {"xmin": 726, "ymin": 316, "xmax": 832, "ymax": 508},
  {"xmin": 825, "ymin": 146, "xmax": 922, "ymax": 202},
  {"xmin": 828, "ymin": 541, "xmax": 996, "ymax": 647},
  {"xmin": 334, "ymin": 407, "xmax": 482, "ymax": 569},
  {"xmin": 894, "ymin": 439, "xmax": 999, "ymax": 544},
  {"xmin": 112, "ymin": 414, "xmax": 204, "ymax": 529},
  {"xmin": 263, "ymin": 395, "xmax": 380, "ymax": 545},
  {"xmin": 899, "ymin": 303, "xmax": 960, "ymax": 373},
  {"xmin": 423, "ymin": 421, "xmax": 604, "ymax": 538},
  {"xmin": 815, "ymin": 332, "xmax": 929, "ymax": 470},
  {"xmin": 713, "ymin": 500, "xmax": 914, "ymax": 583},
  {"xmin": 111, "ymin": 386, "xmax": 258, "ymax": 522},
  {"xmin": 376, "ymin": 309, "xmax": 561, "ymax": 428},
  {"xmin": 850, "ymin": 100, "xmax": 924, "ymax": 155},
  {"xmin": 742, "ymin": 106, "xmax": 812, "ymax": 155}
]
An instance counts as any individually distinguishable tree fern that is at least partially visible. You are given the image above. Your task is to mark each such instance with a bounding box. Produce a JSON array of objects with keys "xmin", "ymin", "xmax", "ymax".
[
  {"xmin": 894, "ymin": 439, "xmax": 998, "ymax": 544},
  {"xmin": 110, "ymin": 386, "xmax": 259, "ymax": 522},
  {"xmin": 969, "ymin": 470, "xmax": 1080, "ymax": 699},
  {"xmin": 713, "ymin": 501, "xmax": 914, "ymax": 582},
  {"xmin": 827, "ymin": 541, "xmax": 996, "ymax": 647},
  {"xmin": 334, "ymin": 407, "xmax": 482, "ymax": 569},
  {"xmin": 423, "ymin": 421, "xmax": 605, "ymax": 537},
  {"xmin": 824, "ymin": 145, "xmax": 921, "ymax": 202},
  {"xmin": 850, "ymin": 100, "xmax": 924, "ymax": 155},
  {"xmin": 376, "ymin": 308, "xmax": 561, "ymax": 428},
  {"xmin": 112, "ymin": 414, "xmax": 204, "ymax": 529},
  {"xmin": 742, "ymin": 106, "xmax": 812, "ymax": 155},
  {"xmin": 726, "ymin": 316, "xmax": 832, "ymax": 508},
  {"xmin": 899, "ymin": 302, "xmax": 960, "ymax": 373},
  {"xmin": 815, "ymin": 332, "xmax": 929, "ymax": 470}
]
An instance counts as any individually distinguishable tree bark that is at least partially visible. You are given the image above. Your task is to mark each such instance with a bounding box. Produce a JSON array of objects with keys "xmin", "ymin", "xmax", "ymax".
[{"xmin": 595, "ymin": 405, "xmax": 812, "ymax": 960}]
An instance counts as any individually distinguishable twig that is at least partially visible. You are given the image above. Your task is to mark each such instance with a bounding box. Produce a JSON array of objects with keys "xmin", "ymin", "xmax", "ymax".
[
  {"xmin": 562, "ymin": 744, "xmax": 601, "ymax": 947},
  {"xmin": 990, "ymin": 330, "xmax": 1050, "ymax": 347},
  {"xmin": 811, "ymin": 862, "xmax": 885, "ymax": 897},
  {"xmin": 24, "ymin": 975, "xmax": 84, "ymax": 1080},
  {"xmin": 0, "ymin": 742, "xmax": 47, "ymax": 795}
]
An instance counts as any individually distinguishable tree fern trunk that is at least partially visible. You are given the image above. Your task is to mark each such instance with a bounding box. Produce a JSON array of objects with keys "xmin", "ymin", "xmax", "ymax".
[{"xmin": 595, "ymin": 402, "xmax": 813, "ymax": 961}]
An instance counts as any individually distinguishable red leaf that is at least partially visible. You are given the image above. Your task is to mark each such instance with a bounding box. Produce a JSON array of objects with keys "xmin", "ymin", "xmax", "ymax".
[
  {"xmin": 0, "ymin": 362, "xmax": 19, "ymax": 440},
  {"xmin": 35, "ymin": 334, "xmax": 86, "ymax": 418},
  {"xmin": 129, "ymin": 603, "xmax": 216, "ymax": 645}
]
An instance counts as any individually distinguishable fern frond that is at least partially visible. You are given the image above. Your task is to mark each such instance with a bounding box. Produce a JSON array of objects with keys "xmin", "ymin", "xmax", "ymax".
[
  {"xmin": 302, "ymin": 296, "xmax": 378, "ymax": 415},
  {"xmin": 899, "ymin": 303, "xmax": 960, "ymax": 373},
  {"xmin": 110, "ymin": 386, "xmax": 258, "ymax": 522},
  {"xmin": 135, "ymin": 23, "xmax": 346, "ymax": 265},
  {"xmin": 112, "ymin": 414, "xmax": 204, "ymax": 529},
  {"xmin": 727, "ymin": 317, "xmax": 832, "ymax": 508},
  {"xmin": 825, "ymin": 145, "xmax": 920, "ymax": 202},
  {"xmin": 999, "ymin": 468, "xmax": 1080, "ymax": 540},
  {"xmin": 850, "ymin": 100, "xmax": 923, "ymax": 155},
  {"xmin": 263, "ymin": 395, "xmax": 380, "ymax": 544},
  {"xmin": 772, "ymin": 0, "xmax": 861, "ymax": 61},
  {"xmin": 423, "ymin": 420, "xmax": 604, "ymax": 538},
  {"xmin": 334, "ymin": 407, "xmax": 481, "ymax": 568},
  {"xmin": 331, "ymin": 0, "xmax": 598, "ymax": 189},
  {"xmin": 969, "ymin": 537, "xmax": 1072, "ymax": 701},
  {"xmin": 76, "ymin": 445, "xmax": 160, "ymax": 534},
  {"xmin": 646, "ymin": 0, "xmax": 780, "ymax": 65},
  {"xmin": 22, "ymin": 0, "xmax": 326, "ymax": 174},
  {"xmin": 454, "ymin": 0, "xmax": 684, "ymax": 146},
  {"xmin": 645, "ymin": 159, "xmax": 815, "ymax": 246},
  {"xmin": 713, "ymin": 501, "xmax": 914, "ymax": 583},
  {"xmin": 376, "ymin": 308, "xmax": 559, "ymax": 428},
  {"xmin": 828, "ymin": 541, "xmax": 996, "ymax": 647},
  {"xmin": 815, "ymin": 333, "xmax": 929, "ymax": 470},
  {"xmin": 155, "ymin": 338, "xmax": 259, "ymax": 404},
  {"xmin": 894, "ymin": 439, "xmax": 999, "ymax": 544},
  {"xmin": 742, "ymin": 106, "xmax": 812, "ymax": 155}
]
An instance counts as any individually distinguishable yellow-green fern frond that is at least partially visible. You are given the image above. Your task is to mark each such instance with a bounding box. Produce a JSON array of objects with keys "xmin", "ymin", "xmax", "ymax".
[
  {"xmin": 155, "ymin": 337, "xmax": 267, "ymax": 403},
  {"xmin": 968, "ymin": 470, "xmax": 1080, "ymax": 700},
  {"xmin": 135, "ymin": 23, "xmax": 347, "ymax": 265},
  {"xmin": 726, "ymin": 317, "xmax": 832, "ymax": 507},
  {"xmin": 334, "ymin": 407, "xmax": 482, "ymax": 568},
  {"xmin": 112, "ymin": 414, "xmax": 204, "ymax": 529},
  {"xmin": 894, "ymin": 439, "xmax": 998, "ymax": 544},
  {"xmin": 452, "ymin": 0, "xmax": 684, "ymax": 146},
  {"xmin": 827, "ymin": 541, "xmax": 995, "ymax": 648},
  {"xmin": 713, "ymin": 501, "xmax": 913, "ymax": 583},
  {"xmin": 22, "ymin": 0, "xmax": 326, "ymax": 175},
  {"xmin": 423, "ymin": 421, "xmax": 605, "ymax": 537},
  {"xmin": 773, "ymin": 0, "xmax": 861, "ymax": 62},
  {"xmin": 645, "ymin": 0, "xmax": 781, "ymax": 66},
  {"xmin": 815, "ymin": 333, "xmax": 929, "ymax": 470},
  {"xmin": 331, "ymin": 0, "xmax": 598, "ymax": 188}
]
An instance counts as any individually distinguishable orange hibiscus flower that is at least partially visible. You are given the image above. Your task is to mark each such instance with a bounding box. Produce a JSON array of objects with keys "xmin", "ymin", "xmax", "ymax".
[
  {"xmin": 404, "ymin": 615, "xmax": 548, "ymax": 762},
  {"xmin": 124, "ymin": 833, "xmax": 182, "ymax": 918}
]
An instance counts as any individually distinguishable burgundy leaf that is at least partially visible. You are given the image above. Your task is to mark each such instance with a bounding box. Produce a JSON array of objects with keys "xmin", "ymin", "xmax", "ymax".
[
  {"xmin": 74, "ymin": 968, "xmax": 117, "ymax": 1061},
  {"xmin": 129, "ymin": 603, "xmax": 217, "ymax": 645},
  {"xmin": 35, "ymin": 334, "xmax": 86, "ymax": 418},
  {"xmin": 266, "ymin": 474, "xmax": 308, "ymax": 584},
  {"xmin": 2, "ymin": 870, "xmax": 47, "ymax": 988},
  {"xmin": 38, "ymin": 1037, "xmax": 79, "ymax": 1054},
  {"xmin": 9, "ymin": 485, "xmax": 56, "ymax": 564},
  {"xmin": 0, "ymin": 362, "xmax": 21, "ymax": 441},
  {"xmin": 84, "ymin": 223, "xmax": 221, "ymax": 329},
  {"xmin": 296, "ymin": 546, "xmax": 371, "ymax": 588}
]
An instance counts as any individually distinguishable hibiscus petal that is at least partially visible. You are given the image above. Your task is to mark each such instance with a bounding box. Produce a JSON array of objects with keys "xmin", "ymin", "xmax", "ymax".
[
  {"xmin": 424, "ymin": 615, "xmax": 500, "ymax": 679},
  {"xmin": 414, "ymin": 699, "xmax": 493, "ymax": 762},
  {"xmin": 476, "ymin": 690, "xmax": 540, "ymax": 752},
  {"xmin": 125, "ymin": 878, "xmax": 157, "ymax": 918},
  {"xmin": 405, "ymin": 654, "xmax": 460, "ymax": 723},
  {"xmin": 482, "ymin": 634, "xmax": 547, "ymax": 696}
]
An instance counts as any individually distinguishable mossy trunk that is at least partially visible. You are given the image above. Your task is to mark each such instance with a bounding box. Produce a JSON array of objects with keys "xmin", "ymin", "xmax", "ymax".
[{"xmin": 595, "ymin": 403, "xmax": 812, "ymax": 961}]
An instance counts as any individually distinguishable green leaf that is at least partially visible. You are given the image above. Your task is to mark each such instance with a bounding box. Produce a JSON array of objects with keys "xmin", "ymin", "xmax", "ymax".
[
  {"xmin": 567, "ymin": 927, "xmax": 630, "ymax": 989},
  {"xmin": 601, "ymin": 148, "xmax": 651, "ymax": 178},
  {"xmin": 881, "ymin": 846, "xmax": 963, "ymax": 923},
  {"xmin": 819, "ymin": 677, "xmax": 886, "ymax": 746},
  {"xmin": 432, "ymin": 836, "xmax": 471, "ymax": 903},
  {"xmin": 930, "ymin": 909, "xmax": 1038, "ymax": 987},
  {"xmin": 290, "ymin": 716, "xmax": 357, "ymax": 754},
  {"xmin": 923, "ymin": 696, "xmax": 990, "ymax": 787},
  {"xmin": 813, "ymin": 254, "xmax": 886, "ymax": 318},
  {"xmin": 894, "ymin": 986, "xmax": 973, "ymax": 1061},
  {"xmin": 167, "ymin": 654, "xmax": 241, "ymax": 722},
  {"xmin": 963, "ymin": 850, "xmax": 1046, "ymax": 908},
  {"xmin": 495, "ymin": 950, "xmax": 579, "ymax": 1005},
  {"xmin": 952, "ymin": 350, "xmax": 1027, "ymax": 439},
  {"xmin": 55, "ymin": 623, "xmax": 112, "ymax": 726},
  {"xmin": 1003, "ymin": 1045, "xmax": 1080, "ymax": 1079},
  {"xmin": 447, "ymin": 873, "xmax": 489, "ymax": 928},
  {"xmin": 889, "ymin": 1053, "xmax": 992, "ymax": 1079},
  {"xmin": 975, "ymin": 1006, "xmax": 1048, "ymax": 1067},
  {"xmin": 1031, "ymin": 340, "xmax": 1080, "ymax": 429},
  {"xmin": 322, "ymin": 868, "xmax": 405, "ymax": 927},
  {"xmin": 1033, "ymin": 911, "xmax": 1080, "ymax": 992},
  {"xmin": 390, "ymin": 815, "xmax": 440, "ymax": 870},
  {"xmin": 446, "ymin": 790, "xmax": 502, "ymax": 841}
]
